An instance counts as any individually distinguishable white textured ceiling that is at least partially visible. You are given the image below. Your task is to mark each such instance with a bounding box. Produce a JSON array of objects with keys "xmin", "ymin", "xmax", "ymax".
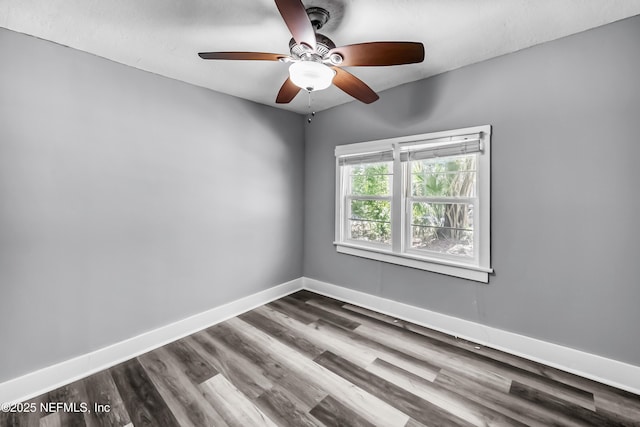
[{"xmin": 2, "ymin": 0, "xmax": 640, "ymax": 113}]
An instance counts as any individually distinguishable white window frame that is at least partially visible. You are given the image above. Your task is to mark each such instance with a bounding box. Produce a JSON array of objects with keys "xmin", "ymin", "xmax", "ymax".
[{"xmin": 335, "ymin": 125, "xmax": 492, "ymax": 283}]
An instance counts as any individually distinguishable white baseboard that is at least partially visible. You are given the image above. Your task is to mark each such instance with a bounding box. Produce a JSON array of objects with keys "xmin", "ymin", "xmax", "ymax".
[
  {"xmin": 0, "ymin": 278, "xmax": 303, "ymax": 405},
  {"xmin": 302, "ymin": 276, "xmax": 640, "ymax": 395}
]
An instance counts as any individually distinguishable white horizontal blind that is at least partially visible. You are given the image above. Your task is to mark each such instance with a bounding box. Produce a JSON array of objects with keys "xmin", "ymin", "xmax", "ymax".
[
  {"xmin": 400, "ymin": 133, "xmax": 482, "ymax": 161},
  {"xmin": 338, "ymin": 150, "xmax": 394, "ymax": 166}
]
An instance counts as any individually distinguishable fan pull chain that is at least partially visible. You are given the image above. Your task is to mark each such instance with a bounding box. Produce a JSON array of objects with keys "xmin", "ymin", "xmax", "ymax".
[{"xmin": 307, "ymin": 90, "xmax": 315, "ymax": 123}]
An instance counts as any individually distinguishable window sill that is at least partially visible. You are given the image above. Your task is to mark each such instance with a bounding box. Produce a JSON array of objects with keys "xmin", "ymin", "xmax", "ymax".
[{"xmin": 334, "ymin": 242, "xmax": 492, "ymax": 283}]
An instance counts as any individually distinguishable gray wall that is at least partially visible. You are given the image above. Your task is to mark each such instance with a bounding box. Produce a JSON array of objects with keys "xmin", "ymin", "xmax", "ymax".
[
  {"xmin": 304, "ymin": 15, "xmax": 640, "ymax": 366},
  {"xmin": 0, "ymin": 28, "xmax": 304, "ymax": 383}
]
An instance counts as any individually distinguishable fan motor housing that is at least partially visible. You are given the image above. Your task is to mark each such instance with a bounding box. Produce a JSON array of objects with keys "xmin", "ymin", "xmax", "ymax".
[{"xmin": 289, "ymin": 33, "xmax": 336, "ymax": 59}]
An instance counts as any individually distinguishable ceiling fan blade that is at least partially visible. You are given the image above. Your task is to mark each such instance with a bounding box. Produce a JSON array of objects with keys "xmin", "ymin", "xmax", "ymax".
[
  {"xmin": 329, "ymin": 42, "xmax": 425, "ymax": 67},
  {"xmin": 276, "ymin": 77, "xmax": 301, "ymax": 104},
  {"xmin": 198, "ymin": 52, "xmax": 287, "ymax": 61},
  {"xmin": 274, "ymin": 0, "xmax": 316, "ymax": 51},
  {"xmin": 332, "ymin": 68, "xmax": 379, "ymax": 104}
]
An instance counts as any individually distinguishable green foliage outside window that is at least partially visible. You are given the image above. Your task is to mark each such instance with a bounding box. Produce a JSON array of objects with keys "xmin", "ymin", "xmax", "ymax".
[
  {"xmin": 349, "ymin": 162, "xmax": 391, "ymax": 244},
  {"xmin": 346, "ymin": 156, "xmax": 476, "ymax": 255},
  {"xmin": 411, "ymin": 155, "xmax": 476, "ymax": 256},
  {"xmin": 350, "ymin": 163, "xmax": 391, "ymax": 196}
]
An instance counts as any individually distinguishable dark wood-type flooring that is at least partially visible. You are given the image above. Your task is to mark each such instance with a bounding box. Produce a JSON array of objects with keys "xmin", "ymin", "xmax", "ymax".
[{"xmin": 2, "ymin": 290, "xmax": 640, "ymax": 426}]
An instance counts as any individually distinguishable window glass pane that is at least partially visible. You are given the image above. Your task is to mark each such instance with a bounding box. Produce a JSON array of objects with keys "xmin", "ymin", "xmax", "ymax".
[
  {"xmin": 350, "ymin": 162, "xmax": 393, "ymax": 196},
  {"xmin": 411, "ymin": 202, "xmax": 473, "ymax": 257},
  {"xmin": 349, "ymin": 199, "xmax": 391, "ymax": 244},
  {"xmin": 411, "ymin": 154, "xmax": 476, "ymax": 197}
]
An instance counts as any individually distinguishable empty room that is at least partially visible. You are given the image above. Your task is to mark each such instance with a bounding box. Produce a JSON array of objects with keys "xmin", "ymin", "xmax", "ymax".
[{"xmin": 1, "ymin": 0, "xmax": 640, "ymax": 425}]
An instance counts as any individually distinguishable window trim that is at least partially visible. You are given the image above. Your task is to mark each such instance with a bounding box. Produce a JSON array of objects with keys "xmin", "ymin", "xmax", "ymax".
[{"xmin": 334, "ymin": 125, "xmax": 492, "ymax": 283}]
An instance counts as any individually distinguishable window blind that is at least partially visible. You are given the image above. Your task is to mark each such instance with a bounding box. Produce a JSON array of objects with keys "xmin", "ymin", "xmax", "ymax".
[
  {"xmin": 400, "ymin": 133, "xmax": 483, "ymax": 161},
  {"xmin": 338, "ymin": 150, "xmax": 394, "ymax": 166}
]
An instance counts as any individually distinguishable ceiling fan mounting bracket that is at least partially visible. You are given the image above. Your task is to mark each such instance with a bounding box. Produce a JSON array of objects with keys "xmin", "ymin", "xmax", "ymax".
[{"xmin": 306, "ymin": 7, "xmax": 330, "ymax": 30}]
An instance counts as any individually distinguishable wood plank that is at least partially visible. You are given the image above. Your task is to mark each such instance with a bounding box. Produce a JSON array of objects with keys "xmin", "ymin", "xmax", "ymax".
[
  {"xmin": 315, "ymin": 350, "xmax": 474, "ymax": 427},
  {"xmin": 164, "ymin": 338, "xmax": 219, "ymax": 384},
  {"xmin": 200, "ymin": 374, "xmax": 278, "ymax": 427},
  {"xmin": 255, "ymin": 385, "xmax": 324, "ymax": 427},
  {"xmin": 594, "ymin": 388, "xmax": 640, "ymax": 425},
  {"xmin": 83, "ymin": 370, "xmax": 132, "ymax": 427},
  {"xmin": 206, "ymin": 323, "xmax": 289, "ymax": 382},
  {"xmin": 267, "ymin": 299, "xmax": 319, "ymax": 324},
  {"xmin": 225, "ymin": 316, "xmax": 410, "ymax": 427},
  {"xmin": 137, "ymin": 346, "xmax": 228, "ymax": 427},
  {"xmin": 187, "ymin": 332, "xmax": 273, "ymax": 399},
  {"xmin": 309, "ymin": 395, "xmax": 376, "ymax": 427},
  {"xmin": 45, "ymin": 380, "xmax": 88, "ymax": 427},
  {"xmin": 490, "ymin": 361, "xmax": 596, "ymax": 411},
  {"xmin": 304, "ymin": 298, "xmax": 379, "ymax": 324},
  {"xmin": 312, "ymin": 317, "xmax": 441, "ymax": 382},
  {"xmin": 355, "ymin": 317, "xmax": 597, "ymax": 411},
  {"xmin": 195, "ymin": 327, "xmax": 328, "ymax": 418},
  {"xmin": 280, "ymin": 295, "xmax": 361, "ymax": 330},
  {"xmin": 38, "ymin": 413, "xmax": 61, "ymax": 427},
  {"xmin": 592, "ymin": 405, "xmax": 640, "ymax": 427},
  {"xmin": 253, "ymin": 305, "xmax": 378, "ymax": 368},
  {"xmin": 110, "ymin": 358, "xmax": 180, "ymax": 427},
  {"xmin": 341, "ymin": 299, "xmax": 630, "ymax": 406},
  {"xmin": 509, "ymin": 381, "xmax": 622, "ymax": 427},
  {"xmin": 238, "ymin": 309, "xmax": 325, "ymax": 359},
  {"xmin": 271, "ymin": 297, "xmax": 443, "ymax": 382},
  {"xmin": 435, "ymin": 370, "xmax": 585, "ymax": 427},
  {"xmin": 273, "ymin": 372, "xmax": 327, "ymax": 410},
  {"xmin": 0, "ymin": 395, "xmax": 44, "ymax": 427},
  {"xmin": 286, "ymin": 290, "xmax": 322, "ymax": 303},
  {"xmin": 0, "ymin": 412, "xmax": 23, "ymax": 427},
  {"xmin": 306, "ymin": 294, "xmax": 488, "ymax": 368},
  {"xmin": 354, "ymin": 322, "xmax": 513, "ymax": 393},
  {"xmin": 338, "ymin": 300, "xmax": 542, "ymax": 377},
  {"xmin": 341, "ymin": 302, "xmax": 479, "ymax": 349},
  {"xmin": 367, "ymin": 358, "xmax": 526, "ymax": 427}
]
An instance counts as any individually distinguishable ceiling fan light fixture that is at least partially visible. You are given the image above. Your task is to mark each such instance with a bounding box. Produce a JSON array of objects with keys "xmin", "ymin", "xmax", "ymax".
[
  {"xmin": 198, "ymin": 0, "xmax": 425, "ymax": 104},
  {"xmin": 288, "ymin": 61, "xmax": 335, "ymax": 91}
]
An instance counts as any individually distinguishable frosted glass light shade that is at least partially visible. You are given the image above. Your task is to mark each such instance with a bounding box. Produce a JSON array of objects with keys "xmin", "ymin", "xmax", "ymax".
[{"xmin": 289, "ymin": 61, "xmax": 335, "ymax": 91}]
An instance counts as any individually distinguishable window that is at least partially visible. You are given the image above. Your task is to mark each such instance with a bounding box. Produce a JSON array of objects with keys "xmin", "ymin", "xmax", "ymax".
[{"xmin": 335, "ymin": 126, "xmax": 492, "ymax": 282}]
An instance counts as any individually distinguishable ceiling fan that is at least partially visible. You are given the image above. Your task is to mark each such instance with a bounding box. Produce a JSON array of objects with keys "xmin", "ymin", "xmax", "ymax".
[{"xmin": 198, "ymin": 0, "xmax": 425, "ymax": 104}]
